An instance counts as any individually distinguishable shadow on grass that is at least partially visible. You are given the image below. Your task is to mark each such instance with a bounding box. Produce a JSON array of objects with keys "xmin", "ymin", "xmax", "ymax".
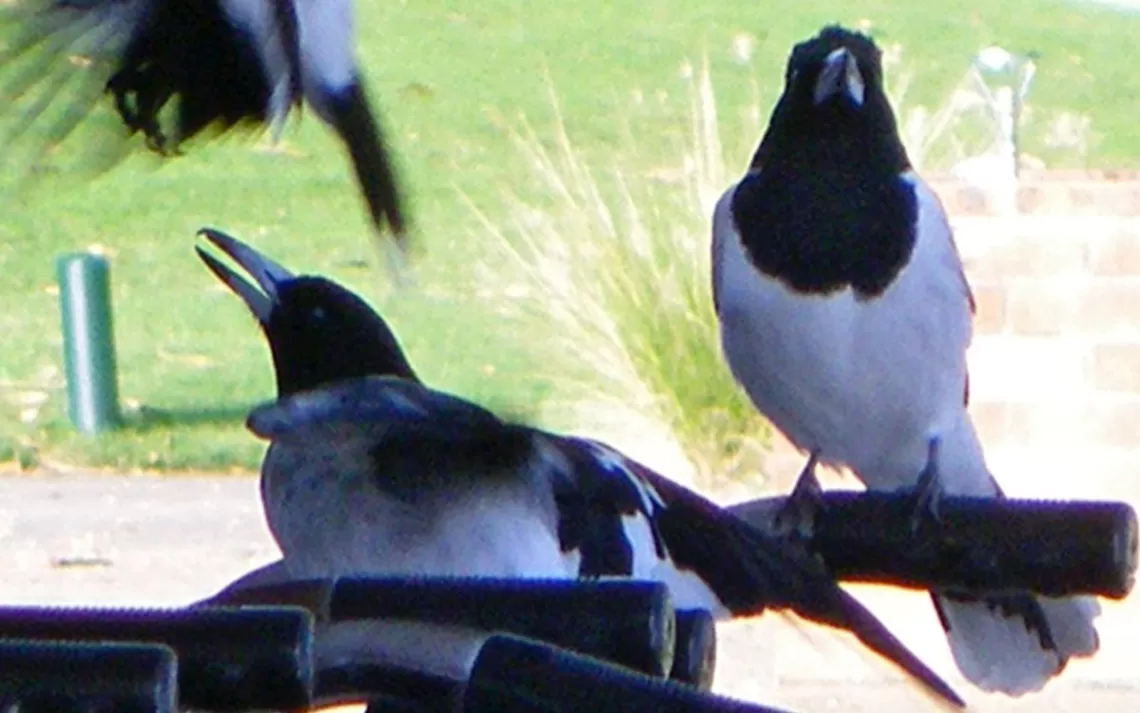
[{"xmin": 127, "ymin": 404, "xmax": 256, "ymax": 432}]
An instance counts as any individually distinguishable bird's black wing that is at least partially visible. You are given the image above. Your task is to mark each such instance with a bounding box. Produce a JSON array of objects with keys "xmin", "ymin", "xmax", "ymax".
[
  {"xmin": 0, "ymin": 0, "xmax": 299, "ymax": 182},
  {"xmin": 559, "ymin": 437, "xmax": 965, "ymax": 709},
  {"xmin": 322, "ymin": 79, "xmax": 409, "ymax": 249},
  {"xmin": 247, "ymin": 375, "xmax": 538, "ymax": 501}
]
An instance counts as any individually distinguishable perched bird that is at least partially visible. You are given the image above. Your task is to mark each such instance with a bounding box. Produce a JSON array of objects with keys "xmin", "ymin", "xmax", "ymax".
[
  {"xmin": 0, "ymin": 0, "xmax": 408, "ymax": 253},
  {"xmin": 197, "ymin": 227, "xmax": 964, "ymax": 706},
  {"xmin": 711, "ymin": 25, "xmax": 1100, "ymax": 695}
]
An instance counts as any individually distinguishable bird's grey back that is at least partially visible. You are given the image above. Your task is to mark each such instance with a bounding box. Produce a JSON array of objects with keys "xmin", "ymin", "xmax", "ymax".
[{"xmin": 250, "ymin": 377, "xmax": 576, "ymax": 580}]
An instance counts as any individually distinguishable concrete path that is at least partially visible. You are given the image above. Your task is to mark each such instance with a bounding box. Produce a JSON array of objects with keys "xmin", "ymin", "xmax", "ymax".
[{"xmin": 0, "ymin": 473, "xmax": 1137, "ymax": 711}]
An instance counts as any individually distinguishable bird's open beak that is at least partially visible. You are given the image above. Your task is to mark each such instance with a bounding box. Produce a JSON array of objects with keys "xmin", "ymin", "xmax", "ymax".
[
  {"xmin": 196, "ymin": 228, "xmax": 295, "ymax": 323},
  {"xmin": 813, "ymin": 47, "xmax": 865, "ymax": 107}
]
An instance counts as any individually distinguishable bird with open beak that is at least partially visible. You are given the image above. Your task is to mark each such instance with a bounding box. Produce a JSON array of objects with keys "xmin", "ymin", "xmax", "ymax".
[{"xmin": 195, "ymin": 227, "xmax": 965, "ymax": 707}]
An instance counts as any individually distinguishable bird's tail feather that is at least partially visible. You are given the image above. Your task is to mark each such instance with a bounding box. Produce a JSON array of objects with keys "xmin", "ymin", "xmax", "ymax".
[
  {"xmin": 932, "ymin": 592, "xmax": 1099, "ymax": 695},
  {"xmin": 932, "ymin": 412, "xmax": 1101, "ymax": 694},
  {"xmin": 325, "ymin": 80, "xmax": 409, "ymax": 247},
  {"xmin": 791, "ymin": 583, "xmax": 966, "ymax": 708},
  {"xmin": 631, "ymin": 465, "xmax": 966, "ymax": 709}
]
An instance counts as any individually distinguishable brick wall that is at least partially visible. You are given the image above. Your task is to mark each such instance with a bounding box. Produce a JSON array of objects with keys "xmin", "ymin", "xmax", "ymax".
[
  {"xmin": 761, "ymin": 178, "xmax": 1140, "ymax": 501},
  {"xmin": 948, "ymin": 177, "xmax": 1140, "ymax": 499}
]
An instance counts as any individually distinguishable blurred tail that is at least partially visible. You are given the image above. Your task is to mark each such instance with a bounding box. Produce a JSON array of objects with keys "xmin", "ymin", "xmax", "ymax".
[
  {"xmin": 323, "ymin": 79, "xmax": 410, "ymax": 252},
  {"xmin": 789, "ymin": 578, "xmax": 966, "ymax": 708},
  {"xmin": 932, "ymin": 592, "xmax": 1099, "ymax": 695},
  {"xmin": 932, "ymin": 412, "xmax": 1101, "ymax": 694},
  {"xmin": 618, "ymin": 458, "xmax": 966, "ymax": 709}
]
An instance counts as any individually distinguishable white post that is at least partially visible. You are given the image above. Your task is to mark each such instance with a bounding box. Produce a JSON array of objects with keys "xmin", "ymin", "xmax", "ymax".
[{"xmin": 993, "ymin": 85, "xmax": 1019, "ymax": 215}]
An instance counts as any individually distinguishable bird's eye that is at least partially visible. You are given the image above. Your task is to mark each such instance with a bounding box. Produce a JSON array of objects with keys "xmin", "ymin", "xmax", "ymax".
[{"xmin": 310, "ymin": 307, "xmax": 328, "ymax": 322}]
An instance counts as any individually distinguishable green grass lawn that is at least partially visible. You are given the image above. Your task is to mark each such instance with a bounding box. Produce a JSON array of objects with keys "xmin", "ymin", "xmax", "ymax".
[{"xmin": 1, "ymin": 0, "xmax": 1138, "ymax": 474}]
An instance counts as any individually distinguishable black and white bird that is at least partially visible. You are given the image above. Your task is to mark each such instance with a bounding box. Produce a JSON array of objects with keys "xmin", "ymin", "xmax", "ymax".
[
  {"xmin": 0, "ymin": 0, "xmax": 407, "ymax": 251},
  {"xmin": 711, "ymin": 25, "xmax": 1100, "ymax": 695},
  {"xmin": 196, "ymin": 227, "xmax": 965, "ymax": 706}
]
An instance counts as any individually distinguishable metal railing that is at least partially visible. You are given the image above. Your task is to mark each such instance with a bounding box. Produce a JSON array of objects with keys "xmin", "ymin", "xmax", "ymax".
[{"xmin": 2, "ymin": 491, "xmax": 1134, "ymax": 712}]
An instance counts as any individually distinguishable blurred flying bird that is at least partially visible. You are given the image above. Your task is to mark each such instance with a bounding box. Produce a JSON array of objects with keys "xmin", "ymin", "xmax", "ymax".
[{"xmin": 0, "ymin": 0, "xmax": 409, "ymax": 256}]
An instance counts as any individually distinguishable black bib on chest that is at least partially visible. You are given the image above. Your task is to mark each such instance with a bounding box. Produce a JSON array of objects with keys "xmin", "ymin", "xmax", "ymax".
[{"xmin": 731, "ymin": 147, "xmax": 918, "ymax": 299}]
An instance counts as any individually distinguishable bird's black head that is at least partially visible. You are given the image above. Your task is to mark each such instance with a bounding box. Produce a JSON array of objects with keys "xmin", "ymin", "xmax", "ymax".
[
  {"xmin": 751, "ymin": 25, "xmax": 909, "ymax": 173},
  {"xmin": 731, "ymin": 25, "xmax": 918, "ymax": 298},
  {"xmin": 261, "ymin": 276, "xmax": 419, "ymax": 396},
  {"xmin": 196, "ymin": 228, "xmax": 419, "ymax": 397}
]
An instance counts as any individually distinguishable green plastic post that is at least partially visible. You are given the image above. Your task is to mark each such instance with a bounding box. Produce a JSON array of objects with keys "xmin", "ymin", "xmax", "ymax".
[{"xmin": 57, "ymin": 253, "xmax": 121, "ymax": 433}]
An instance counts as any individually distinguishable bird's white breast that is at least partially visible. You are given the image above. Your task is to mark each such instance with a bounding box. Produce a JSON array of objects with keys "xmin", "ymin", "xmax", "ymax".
[
  {"xmin": 713, "ymin": 173, "xmax": 974, "ymax": 489},
  {"xmin": 262, "ymin": 443, "xmax": 577, "ymax": 581}
]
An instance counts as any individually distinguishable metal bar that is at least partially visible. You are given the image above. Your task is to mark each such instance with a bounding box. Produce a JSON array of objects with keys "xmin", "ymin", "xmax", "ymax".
[
  {"xmin": 463, "ymin": 634, "xmax": 790, "ymax": 713},
  {"xmin": 728, "ymin": 492, "xmax": 1137, "ymax": 598},
  {"xmin": 208, "ymin": 577, "xmax": 677, "ymax": 679},
  {"xmin": 0, "ymin": 605, "xmax": 313, "ymax": 711},
  {"xmin": 0, "ymin": 639, "xmax": 177, "ymax": 713}
]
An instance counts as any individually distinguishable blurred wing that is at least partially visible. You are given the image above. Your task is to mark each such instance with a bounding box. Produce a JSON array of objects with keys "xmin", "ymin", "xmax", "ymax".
[
  {"xmin": 1, "ymin": 0, "xmax": 144, "ymax": 180},
  {"xmin": 0, "ymin": 0, "xmax": 299, "ymax": 187},
  {"xmin": 558, "ymin": 437, "xmax": 965, "ymax": 708}
]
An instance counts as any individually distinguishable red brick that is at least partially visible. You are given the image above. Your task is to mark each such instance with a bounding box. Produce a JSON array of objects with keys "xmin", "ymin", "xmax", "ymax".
[
  {"xmin": 1015, "ymin": 185, "xmax": 1043, "ymax": 214},
  {"xmin": 950, "ymin": 186, "xmax": 991, "ymax": 216},
  {"xmin": 927, "ymin": 179, "xmax": 1140, "ymax": 217},
  {"xmin": 967, "ymin": 336, "xmax": 1089, "ymax": 400},
  {"xmin": 969, "ymin": 397, "xmax": 1140, "ymax": 449},
  {"xmin": 1069, "ymin": 185, "xmax": 1098, "ymax": 211},
  {"xmin": 1089, "ymin": 226, "xmax": 1140, "ymax": 276},
  {"xmin": 1092, "ymin": 342, "xmax": 1140, "ymax": 392},
  {"xmin": 967, "ymin": 401, "xmax": 1063, "ymax": 448},
  {"xmin": 1082, "ymin": 397, "xmax": 1140, "ymax": 449},
  {"xmin": 925, "ymin": 181, "xmax": 981, "ymax": 216},
  {"xmin": 965, "ymin": 236, "xmax": 1092, "ymax": 281},
  {"xmin": 968, "ymin": 401, "xmax": 1010, "ymax": 445},
  {"xmin": 1002, "ymin": 281, "xmax": 1081, "ymax": 336},
  {"xmin": 970, "ymin": 283, "xmax": 1007, "ymax": 334},
  {"xmin": 1017, "ymin": 181, "xmax": 1140, "ymax": 215},
  {"xmin": 1004, "ymin": 279, "xmax": 1140, "ymax": 337},
  {"xmin": 981, "ymin": 445, "xmax": 1140, "ymax": 498}
]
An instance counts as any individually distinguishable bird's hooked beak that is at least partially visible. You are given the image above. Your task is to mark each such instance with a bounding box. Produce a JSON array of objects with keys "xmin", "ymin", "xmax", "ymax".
[
  {"xmin": 196, "ymin": 228, "xmax": 295, "ymax": 324},
  {"xmin": 813, "ymin": 47, "xmax": 865, "ymax": 107}
]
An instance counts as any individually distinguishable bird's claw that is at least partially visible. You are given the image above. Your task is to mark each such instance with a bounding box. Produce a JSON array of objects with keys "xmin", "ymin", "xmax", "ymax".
[
  {"xmin": 773, "ymin": 451, "xmax": 823, "ymax": 539},
  {"xmin": 908, "ymin": 439, "xmax": 943, "ymax": 534}
]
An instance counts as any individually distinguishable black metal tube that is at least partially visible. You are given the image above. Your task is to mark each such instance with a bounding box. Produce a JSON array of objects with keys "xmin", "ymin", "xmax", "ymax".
[
  {"xmin": 318, "ymin": 663, "xmax": 463, "ymax": 712},
  {"xmin": 672, "ymin": 609, "xmax": 717, "ymax": 690},
  {"xmin": 0, "ymin": 605, "xmax": 313, "ymax": 711},
  {"xmin": 0, "ymin": 639, "xmax": 176, "ymax": 713},
  {"xmin": 329, "ymin": 577, "xmax": 676, "ymax": 678},
  {"xmin": 224, "ymin": 577, "xmax": 678, "ymax": 679},
  {"xmin": 464, "ymin": 634, "xmax": 792, "ymax": 713},
  {"xmin": 729, "ymin": 492, "xmax": 1137, "ymax": 598}
]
